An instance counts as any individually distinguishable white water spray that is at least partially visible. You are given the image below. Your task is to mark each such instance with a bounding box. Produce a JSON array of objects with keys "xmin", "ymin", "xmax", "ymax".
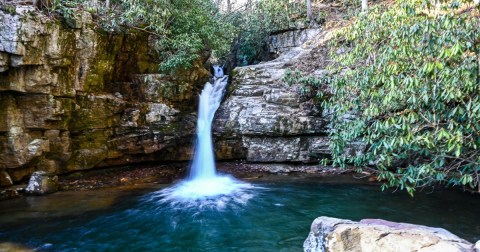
[
  {"xmin": 189, "ymin": 74, "xmax": 228, "ymax": 180},
  {"xmin": 213, "ymin": 65, "xmax": 224, "ymax": 78},
  {"xmin": 148, "ymin": 66, "xmax": 255, "ymax": 208}
]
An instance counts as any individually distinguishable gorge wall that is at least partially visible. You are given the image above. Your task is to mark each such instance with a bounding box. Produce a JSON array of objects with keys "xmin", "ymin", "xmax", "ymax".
[
  {"xmin": 0, "ymin": 6, "xmax": 210, "ymax": 186},
  {"xmin": 0, "ymin": 4, "xmax": 331, "ymax": 188},
  {"xmin": 213, "ymin": 46, "xmax": 330, "ymax": 163}
]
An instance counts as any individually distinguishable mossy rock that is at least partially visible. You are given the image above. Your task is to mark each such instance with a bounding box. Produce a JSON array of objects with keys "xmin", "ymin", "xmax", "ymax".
[{"xmin": 66, "ymin": 148, "xmax": 108, "ymax": 171}]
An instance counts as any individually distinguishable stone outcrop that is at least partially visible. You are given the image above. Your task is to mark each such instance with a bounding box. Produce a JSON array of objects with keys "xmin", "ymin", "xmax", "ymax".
[
  {"xmin": 214, "ymin": 45, "xmax": 330, "ymax": 163},
  {"xmin": 25, "ymin": 171, "xmax": 58, "ymax": 194},
  {"xmin": 0, "ymin": 6, "xmax": 209, "ymax": 184},
  {"xmin": 269, "ymin": 28, "xmax": 322, "ymax": 54},
  {"xmin": 304, "ymin": 216, "xmax": 479, "ymax": 252}
]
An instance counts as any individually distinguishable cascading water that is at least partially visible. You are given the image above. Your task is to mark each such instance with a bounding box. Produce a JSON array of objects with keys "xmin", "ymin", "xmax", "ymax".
[
  {"xmin": 188, "ymin": 74, "xmax": 227, "ymax": 180},
  {"xmin": 148, "ymin": 66, "xmax": 255, "ymax": 209},
  {"xmin": 213, "ymin": 65, "xmax": 224, "ymax": 78}
]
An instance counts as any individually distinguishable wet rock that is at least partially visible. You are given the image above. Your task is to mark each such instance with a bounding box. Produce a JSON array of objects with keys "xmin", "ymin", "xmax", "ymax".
[
  {"xmin": 304, "ymin": 216, "xmax": 476, "ymax": 252},
  {"xmin": 25, "ymin": 171, "xmax": 58, "ymax": 195},
  {"xmin": 0, "ymin": 171, "xmax": 13, "ymax": 187},
  {"xmin": 0, "ymin": 242, "xmax": 33, "ymax": 252},
  {"xmin": 0, "ymin": 188, "xmax": 20, "ymax": 201}
]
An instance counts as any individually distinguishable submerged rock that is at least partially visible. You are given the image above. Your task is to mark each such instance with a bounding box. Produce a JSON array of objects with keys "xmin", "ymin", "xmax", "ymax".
[
  {"xmin": 304, "ymin": 216, "xmax": 478, "ymax": 252},
  {"xmin": 25, "ymin": 171, "xmax": 58, "ymax": 195},
  {"xmin": 0, "ymin": 189, "xmax": 20, "ymax": 201}
]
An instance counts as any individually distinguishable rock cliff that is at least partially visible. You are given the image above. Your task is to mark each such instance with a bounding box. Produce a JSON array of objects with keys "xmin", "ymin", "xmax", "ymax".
[
  {"xmin": 0, "ymin": 6, "xmax": 209, "ymax": 185},
  {"xmin": 214, "ymin": 44, "xmax": 330, "ymax": 163},
  {"xmin": 0, "ymin": 3, "xmax": 337, "ymax": 187}
]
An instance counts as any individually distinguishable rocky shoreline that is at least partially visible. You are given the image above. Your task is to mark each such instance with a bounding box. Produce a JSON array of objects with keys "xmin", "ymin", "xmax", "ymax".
[{"xmin": 0, "ymin": 161, "xmax": 356, "ymax": 200}]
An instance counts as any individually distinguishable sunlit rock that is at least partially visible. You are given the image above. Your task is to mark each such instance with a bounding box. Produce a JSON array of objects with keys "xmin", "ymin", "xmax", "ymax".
[
  {"xmin": 304, "ymin": 217, "xmax": 477, "ymax": 252},
  {"xmin": 25, "ymin": 171, "xmax": 58, "ymax": 195}
]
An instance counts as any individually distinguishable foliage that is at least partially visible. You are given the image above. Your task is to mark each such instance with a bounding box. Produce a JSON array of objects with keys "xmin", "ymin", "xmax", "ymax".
[
  {"xmin": 0, "ymin": 3, "xmax": 17, "ymax": 15},
  {"xmin": 46, "ymin": 0, "xmax": 233, "ymax": 72},
  {"xmin": 232, "ymin": 0, "xmax": 309, "ymax": 65},
  {"xmin": 283, "ymin": 69, "xmax": 325, "ymax": 99},
  {"xmin": 44, "ymin": 0, "xmax": 313, "ymax": 69},
  {"xmin": 323, "ymin": 0, "xmax": 480, "ymax": 195},
  {"xmin": 283, "ymin": 69, "xmax": 303, "ymax": 86}
]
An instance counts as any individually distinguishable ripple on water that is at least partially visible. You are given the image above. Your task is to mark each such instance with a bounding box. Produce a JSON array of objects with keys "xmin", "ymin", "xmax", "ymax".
[{"xmin": 144, "ymin": 175, "xmax": 259, "ymax": 211}]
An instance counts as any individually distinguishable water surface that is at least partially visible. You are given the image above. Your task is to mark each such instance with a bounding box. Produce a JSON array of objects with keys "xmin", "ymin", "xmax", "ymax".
[{"xmin": 0, "ymin": 175, "xmax": 479, "ymax": 251}]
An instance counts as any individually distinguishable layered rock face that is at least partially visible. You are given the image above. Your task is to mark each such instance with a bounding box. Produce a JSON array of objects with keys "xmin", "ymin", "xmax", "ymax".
[
  {"xmin": 0, "ymin": 6, "xmax": 209, "ymax": 185},
  {"xmin": 214, "ymin": 47, "xmax": 330, "ymax": 163},
  {"xmin": 304, "ymin": 217, "xmax": 479, "ymax": 252},
  {"xmin": 269, "ymin": 28, "xmax": 322, "ymax": 54}
]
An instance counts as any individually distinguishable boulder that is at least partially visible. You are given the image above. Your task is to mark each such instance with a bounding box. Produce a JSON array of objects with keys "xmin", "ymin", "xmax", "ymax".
[
  {"xmin": 25, "ymin": 171, "xmax": 58, "ymax": 195},
  {"xmin": 304, "ymin": 216, "xmax": 477, "ymax": 252}
]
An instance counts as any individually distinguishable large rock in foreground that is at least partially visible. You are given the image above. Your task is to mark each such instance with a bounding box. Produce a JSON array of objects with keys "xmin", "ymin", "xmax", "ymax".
[{"xmin": 304, "ymin": 216, "xmax": 478, "ymax": 252}]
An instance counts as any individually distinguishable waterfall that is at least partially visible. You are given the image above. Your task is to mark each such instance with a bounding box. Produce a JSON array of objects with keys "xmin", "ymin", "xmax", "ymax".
[
  {"xmin": 149, "ymin": 67, "xmax": 255, "ymax": 207},
  {"xmin": 213, "ymin": 65, "xmax": 224, "ymax": 78},
  {"xmin": 189, "ymin": 75, "xmax": 228, "ymax": 180}
]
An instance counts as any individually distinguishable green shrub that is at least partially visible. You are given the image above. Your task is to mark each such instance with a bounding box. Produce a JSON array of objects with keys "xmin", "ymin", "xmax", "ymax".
[
  {"xmin": 233, "ymin": 0, "xmax": 309, "ymax": 65},
  {"xmin": 282, "ymin": 69, "xmax": 326, "ymax": 99},
  {"xmin": 47, "ymin": 0, "xmax": 233, "ymax": 72},
  {"xmin": 325, "ymin": 0, "xmax": 480, "ymax": 195}
]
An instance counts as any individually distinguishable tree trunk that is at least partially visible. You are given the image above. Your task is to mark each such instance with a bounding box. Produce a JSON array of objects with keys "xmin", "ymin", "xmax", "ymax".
[
  {"xmin": 227, "ymin": 0, "xmax": 231, "ymax": 13},
  {"xmin": 306, "ymin": 0, "xmax": 312, "ymax": 23},
  {"xmin": 361, "ymin": 0, "xmax": 368, "ymax": 13}
]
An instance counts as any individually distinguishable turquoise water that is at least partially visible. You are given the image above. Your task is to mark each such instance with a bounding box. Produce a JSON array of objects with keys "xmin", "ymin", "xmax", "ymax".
[{"xmin": 0, "ymin": 175, "xmax": 479, "ymax": 251}]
